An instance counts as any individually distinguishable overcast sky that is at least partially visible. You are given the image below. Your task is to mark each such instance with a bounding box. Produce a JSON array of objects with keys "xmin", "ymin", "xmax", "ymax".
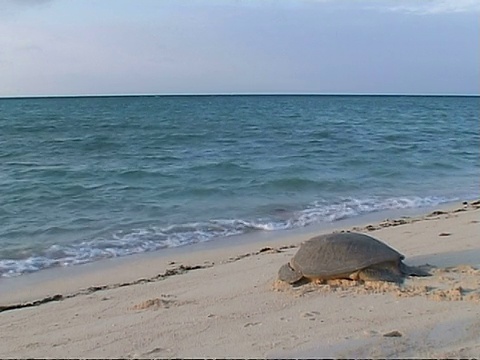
[{"xmin": 0, "ymin": 0, "xmax": 478, "ymax": 96}]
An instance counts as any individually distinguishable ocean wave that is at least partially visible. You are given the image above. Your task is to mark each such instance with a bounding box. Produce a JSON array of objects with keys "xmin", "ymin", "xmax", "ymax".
[
  {"xmin": 292, "ymin": 196, "xmax": 452, "ymax": 226},
  {"xmin": 0, "ymin": 195, "xmax": 455, "ymax": 278},
  {"xmin": 190, "ymin": 160, "xmax": 252, "ymax": 173},
  {"xmin": 261, "ymin": 177, "xmax": 361, "ymax": 192}
]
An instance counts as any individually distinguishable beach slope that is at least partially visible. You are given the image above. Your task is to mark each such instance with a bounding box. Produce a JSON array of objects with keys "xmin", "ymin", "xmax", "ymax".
[{"xmin": 0, "ymin": 201, "xmax": 479, "ymax": 358}]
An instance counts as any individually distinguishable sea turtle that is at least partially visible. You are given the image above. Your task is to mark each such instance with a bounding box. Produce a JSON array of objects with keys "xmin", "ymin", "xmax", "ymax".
[{"xmin": 278, "ymin": 232, "xmax": 429, "ymax": 284}]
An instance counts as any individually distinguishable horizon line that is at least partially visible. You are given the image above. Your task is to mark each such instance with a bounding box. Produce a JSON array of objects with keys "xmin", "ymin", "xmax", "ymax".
[{"xmin": 1, "ymin": 92, "xmax": 479, "ymax": 99}]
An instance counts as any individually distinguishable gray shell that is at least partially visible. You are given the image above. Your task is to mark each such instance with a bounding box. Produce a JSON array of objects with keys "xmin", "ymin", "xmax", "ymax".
[{"xmin": 290, "ymin": 232, "xmax": 403, "ymax": 279}]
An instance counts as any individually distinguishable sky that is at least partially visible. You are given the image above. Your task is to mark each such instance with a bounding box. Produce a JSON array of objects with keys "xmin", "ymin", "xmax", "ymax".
[{"xmin": 0, "ymin": 0, "xmax": 478, "ymax": 96}]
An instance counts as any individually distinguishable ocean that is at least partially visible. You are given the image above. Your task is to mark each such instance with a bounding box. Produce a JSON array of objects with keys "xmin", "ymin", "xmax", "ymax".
[{"xmin": 0, "ymin": 95, "xmax": 478, "ymax": 277}]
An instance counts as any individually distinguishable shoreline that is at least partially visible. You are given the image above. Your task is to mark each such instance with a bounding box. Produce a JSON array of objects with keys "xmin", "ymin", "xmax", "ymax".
[
  {"xmin": 2, "ymin": 195, "xmax": 469, "ymax": 281},
  {"xmin": 1, "ymin": 200, "xmax": 479, "ymax": 357},
  {"xmin": 0, "ymin": 198, "xmax": 469, "ymax": 274},
  {"xmin": 0, "ymin": 198, "xmax": 473, "ymax": 303}
]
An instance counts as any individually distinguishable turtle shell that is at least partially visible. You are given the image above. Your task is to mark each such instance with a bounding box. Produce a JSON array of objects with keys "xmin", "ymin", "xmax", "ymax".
[{"xmin": 290, "ymin": 232, "xmax": 404, "ymax": 279}]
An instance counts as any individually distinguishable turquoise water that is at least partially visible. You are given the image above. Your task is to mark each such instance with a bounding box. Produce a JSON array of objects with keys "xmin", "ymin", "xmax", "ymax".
[{"xmin": 0, "ymin": 95, "xmax": 478, "ymax": 277}]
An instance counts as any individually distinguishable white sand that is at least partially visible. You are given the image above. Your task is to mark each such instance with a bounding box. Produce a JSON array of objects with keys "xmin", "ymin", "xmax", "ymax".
[{"xmin": 0, "ymin": 200, "xmax": 479, "ymax": 358}]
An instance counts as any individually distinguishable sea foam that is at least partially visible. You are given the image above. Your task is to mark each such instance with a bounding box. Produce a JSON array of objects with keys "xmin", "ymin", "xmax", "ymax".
[{"xmin": 0, "ymin": 195, "xmax": 454, "ymax": 277}]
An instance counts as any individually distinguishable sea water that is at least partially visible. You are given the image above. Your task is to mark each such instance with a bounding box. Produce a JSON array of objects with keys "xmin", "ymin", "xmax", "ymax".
[{"xmin": 0, "ymin": 95, "xmax": 478, "ymax": 277}]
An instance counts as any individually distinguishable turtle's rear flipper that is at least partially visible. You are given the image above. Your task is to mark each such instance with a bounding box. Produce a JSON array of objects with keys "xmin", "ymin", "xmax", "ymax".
[{"xmin": 400, "ymin": 262, "xmax": 431, "ymax": 277}]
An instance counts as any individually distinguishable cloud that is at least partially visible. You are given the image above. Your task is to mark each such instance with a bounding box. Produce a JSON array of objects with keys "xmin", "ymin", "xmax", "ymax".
[
  {"xmin": 302, "ymin": 0, "xmax": 480, "ymax": 15},
  {"xmin": 0, "ymin": 0, "xmax": 53, "ymax": 17},
  {"xmin": 380, "ymin": 0, "xmax": 480, "ymax": 15},
  {"xmin": 2, "ymin": 0, "xmax": 53, "ymax": 6}
]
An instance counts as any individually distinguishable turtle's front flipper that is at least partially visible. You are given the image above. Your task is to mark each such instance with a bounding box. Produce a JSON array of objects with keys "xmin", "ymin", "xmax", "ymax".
[{"xmin": 278, "ymin": 263, "xmax": 304, "ymax": 284}]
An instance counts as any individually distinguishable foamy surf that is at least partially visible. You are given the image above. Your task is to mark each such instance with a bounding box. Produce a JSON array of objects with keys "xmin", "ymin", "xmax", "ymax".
[{"xmin": 0, "ymin": 195, "xmax": 456, "ymax": 277}]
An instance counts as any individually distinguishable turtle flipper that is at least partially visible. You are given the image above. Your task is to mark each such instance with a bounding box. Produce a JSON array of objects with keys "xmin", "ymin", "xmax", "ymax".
[
  {"xmin": 278, "ymin": 263, "xmax": 304, "ymax": 284},
  {"xmin": 354, "ymin": 264, "xmax": 404, "ymax": 283},
  {"xmin": 399, "ymin": 262, "xmax": 430, "ymax": 277}
]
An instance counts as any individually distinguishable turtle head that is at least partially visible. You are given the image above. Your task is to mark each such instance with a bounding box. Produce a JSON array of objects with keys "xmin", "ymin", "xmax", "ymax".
[{"xmin": 278, "ymin": 263, "xmax": 304, "ymax": 284}]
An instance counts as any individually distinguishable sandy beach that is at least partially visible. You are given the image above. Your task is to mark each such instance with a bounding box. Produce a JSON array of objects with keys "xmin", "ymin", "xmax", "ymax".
[{"xmin": 1, "ymin": 200, "xmax": 479, "ymax": 358}]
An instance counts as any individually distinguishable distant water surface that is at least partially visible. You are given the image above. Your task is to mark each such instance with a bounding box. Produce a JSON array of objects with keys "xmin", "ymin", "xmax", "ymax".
[{"xmin": 0, "ymin": 95, "xmax": 478, "ymax": 277}]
